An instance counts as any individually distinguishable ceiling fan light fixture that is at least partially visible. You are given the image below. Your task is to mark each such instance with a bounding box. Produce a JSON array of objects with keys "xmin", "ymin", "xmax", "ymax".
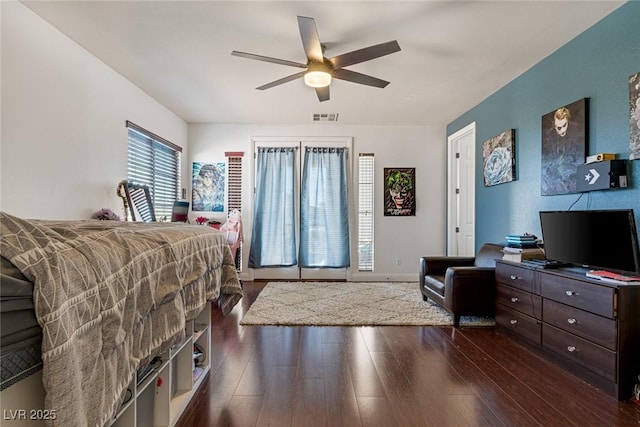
[
  {"xmin": 304, "ymin": 63, "xmax": 332, "ymax": 88},
  {"xmin": 304, "ymin": 71, "xmax": 331, "ymax": 88}
]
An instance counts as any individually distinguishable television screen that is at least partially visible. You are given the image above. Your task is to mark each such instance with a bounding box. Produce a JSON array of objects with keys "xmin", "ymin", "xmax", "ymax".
[{"xmin": 539, "ymin": 209, "xmax": 640, "ymax": 274}]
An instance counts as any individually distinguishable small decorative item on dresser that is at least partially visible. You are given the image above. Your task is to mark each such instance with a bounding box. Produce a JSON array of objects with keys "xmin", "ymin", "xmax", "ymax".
[
  {"xmin": 208, "ymin": 220, "xmax": 222, "ymax": 230},
  {"xmin": 195, "ymin": 216, "xmax": 208, "ymax": 225},
  {"xmin": 91, "ymin": 208, "xmax": 121, "ymax": 221}
]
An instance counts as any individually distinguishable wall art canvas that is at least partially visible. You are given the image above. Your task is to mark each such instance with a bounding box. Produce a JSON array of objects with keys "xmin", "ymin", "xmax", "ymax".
[
  {"xmin": 541, "ymin": 98, "xmax": 588, "ymax": 195},
  {"xmin": 482, "ymin": 129, "xmax": 516, "ymax": 186},
  {"xmin": 383, "ymin": 167, "xmax": 415, "ymax": 216},
  {"xmin": 192, "ymin": 162, "xmax": 225, "ymax": 212},
  {"xmin": 630, "ymin": 71, "xmax": 640, "ymax": 160}
]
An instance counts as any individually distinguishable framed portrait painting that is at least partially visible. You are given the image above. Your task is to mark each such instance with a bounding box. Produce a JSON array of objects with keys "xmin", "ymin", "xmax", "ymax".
[
  {"xmin": 383, "ymin": 167, "xmax": 415, "ymax": 216},
  {"xmin": 630, "ymin": 71, "xmax": 640, "ymax": 160},
  {"xmin": 541, "ymin": 98, "xmax": 588, "ymax": 195},
  {"xmin": 483, "ymin": 129, "xmax": 516, "ymax": 187},
  {"xmin": 192, "ymin": 162, "xmax": 225, "ymax": 212}
]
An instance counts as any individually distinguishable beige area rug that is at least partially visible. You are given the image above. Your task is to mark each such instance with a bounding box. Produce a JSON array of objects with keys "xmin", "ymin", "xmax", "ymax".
[{"xmin": 240, "ymin": 282, "xmax": 495, "ymax": 327}]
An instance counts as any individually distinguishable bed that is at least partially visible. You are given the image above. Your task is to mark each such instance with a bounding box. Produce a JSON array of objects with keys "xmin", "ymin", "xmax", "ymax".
[{"xmin": 0, "ymin": 212, "xmax": 243, "ymax": 426}]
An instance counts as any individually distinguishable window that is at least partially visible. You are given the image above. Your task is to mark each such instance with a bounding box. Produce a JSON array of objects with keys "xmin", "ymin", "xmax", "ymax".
[
  {"xmin": 225, "ymin": 153, "xmax": 243, "ymax": 213},
  {"xmin": 358, "ymin": 153, "xmax": 374, "ymax": 271},
  {"xmin": 126, "ymin": 121, "xmax": 182, "ymax": 220},
  {"xmin": 226, "ymin": 152, "xmax": 244, "ymax": 271}
]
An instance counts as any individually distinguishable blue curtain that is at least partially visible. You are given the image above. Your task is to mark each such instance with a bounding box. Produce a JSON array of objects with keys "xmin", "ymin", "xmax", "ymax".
[
  {"xmin": 248, "ymin": 147, "xmax": 297, "ymax": 267},
  {"xmin": 299, "ymin": 147, "xmax": 350, "ymax": 268}
]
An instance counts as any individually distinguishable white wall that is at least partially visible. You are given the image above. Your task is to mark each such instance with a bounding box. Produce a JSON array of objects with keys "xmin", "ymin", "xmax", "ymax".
[
  {"xmin": 0, "ymin": 1, "xmax": 188, "ymax": 220},
  {"xmin": 189, "ymin": 124, "xmax": 447, "ymax": 281}
]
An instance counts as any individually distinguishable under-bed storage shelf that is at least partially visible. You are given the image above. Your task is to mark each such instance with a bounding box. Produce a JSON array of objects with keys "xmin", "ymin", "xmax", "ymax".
[
  {"xmin": 0, "ymin": 305, "xmax": 213, "ymax": 427},
  {"xmin": 110, "ymin": 303, "xmax": 212, "ymax": 427}
]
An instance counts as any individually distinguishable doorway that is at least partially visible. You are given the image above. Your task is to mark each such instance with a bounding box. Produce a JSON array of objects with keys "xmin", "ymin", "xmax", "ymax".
[
  {"xmin": 250, "ymin": 136, "xmax": 353, "ymax": 280},
  {"xmin": 447, "ymin": 123, "xmax": 476, "ymax": 256}
]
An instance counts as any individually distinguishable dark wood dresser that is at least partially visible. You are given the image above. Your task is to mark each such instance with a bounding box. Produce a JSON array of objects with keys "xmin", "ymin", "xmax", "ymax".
[{"xmin": 495, "ymin": 260, "xmax": 640, "ymax": 401}]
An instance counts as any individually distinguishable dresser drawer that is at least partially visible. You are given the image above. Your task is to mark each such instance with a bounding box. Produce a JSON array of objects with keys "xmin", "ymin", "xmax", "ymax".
[
  {"xmin": 542, "ymin": 324, "xmax": 616, "ymax": 382},
  {"xmin": 540, "ymin": 273, "xmax": 615, "ymax": 318},
  {"xmin": 496, "ymin": 284, "xmax": 541, "ymax": 319},
  {"xmin": 496, "ymin": 305, "xmax": 541, "ymax": 344},
  {"xmin": 496, "ymin": 263, "xmax": 536, "ymax": 292},
  {"xmin": 543, "ymin": 299, "xmax": 617, "ymax": 350}
]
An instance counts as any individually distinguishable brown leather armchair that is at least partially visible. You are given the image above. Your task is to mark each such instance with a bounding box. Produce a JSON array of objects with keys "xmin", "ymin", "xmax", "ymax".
[{"xmin": 419, "ymin": 243, "xmax": 502, "ymax": 326}]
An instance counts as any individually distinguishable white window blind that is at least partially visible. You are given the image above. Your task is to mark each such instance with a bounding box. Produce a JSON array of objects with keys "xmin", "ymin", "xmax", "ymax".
[
  {"xmin": 226, "ymin": 152, "xmax": 244, "ymax": 271},
  {"xmin": 226, "ymin": 154, "xmax": 243, "ymax": 213},
  {"xmin": 358, "ymin": 153, "xmax": 374, "ymax": 271},
  {"xmin": 126, "ymin": 121, "xmax": 182, "ymax": 221}
]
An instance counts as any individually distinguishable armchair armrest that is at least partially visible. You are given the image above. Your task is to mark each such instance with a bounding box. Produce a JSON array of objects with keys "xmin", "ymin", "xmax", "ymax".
[
  {"xmin": 443, "ymin": 266, "xmax": 496, "ymax": 311},
  {"xmin": 420, "ymin": 256, "xmax": 475, "ymax": 276}
]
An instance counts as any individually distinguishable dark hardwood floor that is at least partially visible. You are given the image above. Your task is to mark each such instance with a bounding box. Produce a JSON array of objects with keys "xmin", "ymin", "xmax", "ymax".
[{"xmin": 177, "ymin": 281, "xmax": 640, "ymax": 426}]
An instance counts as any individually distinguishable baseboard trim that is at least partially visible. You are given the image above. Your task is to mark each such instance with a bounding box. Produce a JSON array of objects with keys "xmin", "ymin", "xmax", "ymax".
[{"xmin": 348, "ymin": 272, "xmax": 418, "ymax": 282}]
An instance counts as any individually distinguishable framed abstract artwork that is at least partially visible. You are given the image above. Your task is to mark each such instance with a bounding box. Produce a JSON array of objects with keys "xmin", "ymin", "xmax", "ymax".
[
  {"xmin": 482, "ymin": 129, "xmax": 516, "ymax": 187},
  {"xmin": 192, "ymin": 162, "xmax": 225, "ymax": 212},
  {"xmin": 541, "ymin": 98, "xmax": 588, "ymax": 195},
  {"xmin": 630, "ymin": 71, "xmax": 640, "ymax": 160},
  {"xmin": 383, "ymin": 167, "xmax": 415, "ymax": 216}
]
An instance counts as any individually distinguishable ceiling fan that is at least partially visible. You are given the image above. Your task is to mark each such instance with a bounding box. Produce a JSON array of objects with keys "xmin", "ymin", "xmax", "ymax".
[{"xmin": 231, "ymin": 16, "xmax": 401, "ymax": 102}]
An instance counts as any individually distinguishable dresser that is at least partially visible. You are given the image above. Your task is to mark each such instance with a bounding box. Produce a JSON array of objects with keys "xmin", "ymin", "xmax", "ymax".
[{"xmin": 495, "ymin": 260, "xmax": 640, "ymax": 401}]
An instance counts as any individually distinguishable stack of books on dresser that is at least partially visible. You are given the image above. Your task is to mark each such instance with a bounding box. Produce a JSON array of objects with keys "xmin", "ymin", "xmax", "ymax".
[{"xmin": 502, "ymin": 234, "xmax": 544, "ymax": 262}]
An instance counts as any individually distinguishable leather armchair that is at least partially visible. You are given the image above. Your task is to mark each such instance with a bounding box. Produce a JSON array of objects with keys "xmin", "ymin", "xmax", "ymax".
[{"xmin": 419, "ymin": 243, "xmax": 503, "ymax": 326}]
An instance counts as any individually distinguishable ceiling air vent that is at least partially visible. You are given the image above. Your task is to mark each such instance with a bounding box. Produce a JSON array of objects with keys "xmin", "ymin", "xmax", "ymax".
[{"xmin": 312, "ymin": 113, "xmax": 339, "ymax": 122}]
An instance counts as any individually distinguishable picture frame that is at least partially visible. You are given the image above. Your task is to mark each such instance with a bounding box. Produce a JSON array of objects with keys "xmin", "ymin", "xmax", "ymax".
[
  {"xmin": 482, "ymin": 129, "xmax": 516, "ymax": 187},
  {"xmin": 192, "ymin": 162, "xmax": 225, "ymax": 212},
  {"xmin": 541, "ymin": 98, "xmax": 588, "ymax": 195},
  {"xmin": 383, "ymin": 167, "xmax": 415, "ymax": 216},
  {"xmin": 630, "ymin": 71, "xmax": 640, "ymax": 160}
]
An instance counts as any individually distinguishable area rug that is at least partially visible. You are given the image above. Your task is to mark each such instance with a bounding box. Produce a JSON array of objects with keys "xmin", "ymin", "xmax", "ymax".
[{"xmin": 240, "ymin": 282, "xmax": 495, "ymax": 327}]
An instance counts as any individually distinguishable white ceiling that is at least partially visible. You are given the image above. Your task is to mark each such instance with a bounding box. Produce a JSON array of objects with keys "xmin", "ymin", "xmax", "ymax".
[{"xmin": 22, "ymin": 1, "xmax": 624, "ymax": 127}]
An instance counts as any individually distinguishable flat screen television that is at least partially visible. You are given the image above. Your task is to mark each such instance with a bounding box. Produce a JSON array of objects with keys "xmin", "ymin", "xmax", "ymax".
[{"xmin": 539, "ymin": 209, "xmax": 640, "ymax": 274}]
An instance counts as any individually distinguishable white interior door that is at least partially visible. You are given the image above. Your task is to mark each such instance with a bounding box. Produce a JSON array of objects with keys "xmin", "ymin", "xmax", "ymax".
[
  {"xmin": 251, "ymin": 137, "xmax": 352, "ymax": 281},
  {"xmin": 447, "ymin": 123, "xmax": 476, "ymax": 256}
]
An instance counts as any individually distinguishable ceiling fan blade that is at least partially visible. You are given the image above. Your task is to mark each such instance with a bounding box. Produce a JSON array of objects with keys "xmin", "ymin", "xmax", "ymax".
[
  {"xmin": 297, "ymin": 16, "xmax": 324, "ymax": 63},
  {"xmin": 231, "ymin": 51, "xmax": 307, "ymax": 69},
  {"xmin": 332, "ymin": 68, "xmax": 390, "ymax": 88},
  {"xmin": 315, "ymin": 86, "xmax": 330, "ymax": 102},
  {"xmin": 329, "ymin": 40, "xmax": 401, "ymax": 69},
  {"xmin": 256, "ymin": 71, "xmax": 306, "ymax": 90}
]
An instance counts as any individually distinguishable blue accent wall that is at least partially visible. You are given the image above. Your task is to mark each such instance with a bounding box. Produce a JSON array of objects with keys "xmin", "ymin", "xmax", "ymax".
[{"xmin": 447, "ymin": 2, "xmax": 640, "ymax": 250}]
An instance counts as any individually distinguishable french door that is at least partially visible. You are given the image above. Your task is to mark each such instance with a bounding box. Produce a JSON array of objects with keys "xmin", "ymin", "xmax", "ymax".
[{"xmin": 250, "ymin": 137, "xmax": 352, "ymax": 280}]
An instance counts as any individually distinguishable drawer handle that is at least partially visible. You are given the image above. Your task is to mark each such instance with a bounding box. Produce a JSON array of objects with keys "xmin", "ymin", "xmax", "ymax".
[
  {"xmin": 567, "ymin": 318, "xmax": 577, "ymax": 325},
  {"xmin": 510, "ymin": 275, "xmax": 521, "ymax": 280},
  {"xmin": 510, "ymin": 297, "xmax": 519, "ymax": 303},
  {"xmin": 510, "ymin": 319, "xmax": 518, "ymax": 325},
  {"xmin": 567, "ymin": 346, "xmax": 577, "ymax": 352},
  {"xmin": 565, "ymin": 290, "xmax": 577, "ymax": 296}
]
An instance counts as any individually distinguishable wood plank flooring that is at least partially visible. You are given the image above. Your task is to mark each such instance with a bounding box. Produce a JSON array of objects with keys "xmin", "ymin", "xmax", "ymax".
[{"xmin": 177, "ymin": 281, "xmax": 640, "ymax": 426}]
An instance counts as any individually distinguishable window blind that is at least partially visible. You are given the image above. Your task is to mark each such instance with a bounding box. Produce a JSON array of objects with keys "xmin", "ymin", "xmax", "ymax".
[
  {"xmin": 126, "ymin": 121, "xmax": 182, "ymax": 221},
  {"xmin": 358, "ymin": 153, "xmax": 374, "ymax": 271},
  {"xmin": 226, "ymin": 153, "xmax": 244, "ymax": 271},
  {"xmin": 226, "ymin": 155, "xmax": 243, "ymax": 213}
]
